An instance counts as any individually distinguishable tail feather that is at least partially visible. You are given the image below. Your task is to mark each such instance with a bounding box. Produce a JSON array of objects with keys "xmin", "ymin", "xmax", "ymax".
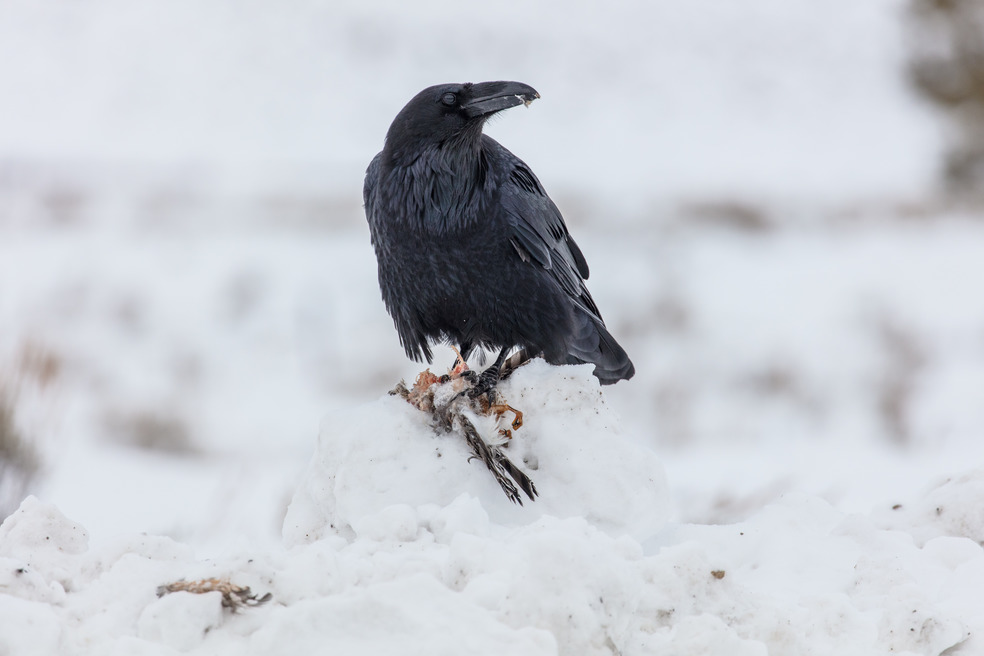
[{"xmin": 561, "ymin": 308, "xmax": 634, "ymax": 385}]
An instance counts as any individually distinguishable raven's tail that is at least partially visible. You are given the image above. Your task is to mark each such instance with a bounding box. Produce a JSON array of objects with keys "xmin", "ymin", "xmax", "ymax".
[{"xmin": 563, "ymin": 307, "xmax": 635, "ymax": 385}]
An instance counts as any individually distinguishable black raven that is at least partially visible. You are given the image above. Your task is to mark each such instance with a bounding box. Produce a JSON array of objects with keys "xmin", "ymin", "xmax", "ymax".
[{"xmin": 364, "ymin": 81, "xmax": 634, "ymax": 393}]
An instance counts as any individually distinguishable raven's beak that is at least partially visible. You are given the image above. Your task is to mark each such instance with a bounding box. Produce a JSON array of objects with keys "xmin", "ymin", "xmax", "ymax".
[{"xmin": 462, "ymin": 81, "xmax": 540, "ymax": 119}]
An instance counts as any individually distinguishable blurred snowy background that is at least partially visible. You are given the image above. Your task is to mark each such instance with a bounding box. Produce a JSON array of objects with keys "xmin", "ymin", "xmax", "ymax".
[{"xmin": 1, "ymin": 0, "xmax": 981, "ymax": 551}]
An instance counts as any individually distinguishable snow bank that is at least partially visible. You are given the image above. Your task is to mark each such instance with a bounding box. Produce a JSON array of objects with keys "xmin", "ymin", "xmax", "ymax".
[
  {"xmin": 284, "ymin": 361, "xmax": 670, "ymax": 545},
  {"xmin": 2, "ymin": 368, "xmax": 983, "ymax": 654},
  {"xmin": 873, "ymin": 469, "xmax": 984, "ymax": 547}
]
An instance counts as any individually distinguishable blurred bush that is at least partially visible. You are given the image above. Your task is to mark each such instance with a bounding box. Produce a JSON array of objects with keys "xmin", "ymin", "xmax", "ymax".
[
  {"xmin": 0, "ymin": 343, "xmax": 60, "ymax": 520},
  {"xmin": 908, "ymin": 0, "xmax": 984, "ymax": 194},
  {"xmin": 0, "ymin": 391, "xmax": 40, "ymax": 521}
]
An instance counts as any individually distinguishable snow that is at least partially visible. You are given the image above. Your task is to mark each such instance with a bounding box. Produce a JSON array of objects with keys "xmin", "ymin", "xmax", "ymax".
[
  {"xmin": 0, "ymin": 0, "xmax": 939, "ymax": 205},
  {"xmin": 1, "ymin": 0, "xmax": 984, "ymax": 652},
  {"xmin": 2, "ymin": 368, "xmax": 984, "ymax": 653},
  {"xmin": 284, "ymin": 361, "xmax": 669, "ymax": 545}
]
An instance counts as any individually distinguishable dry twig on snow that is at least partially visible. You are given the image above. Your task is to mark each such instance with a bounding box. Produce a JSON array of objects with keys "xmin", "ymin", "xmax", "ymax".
[{"xmin": 156, "ymin": 578, "xmax": 272, "ymax": 612}]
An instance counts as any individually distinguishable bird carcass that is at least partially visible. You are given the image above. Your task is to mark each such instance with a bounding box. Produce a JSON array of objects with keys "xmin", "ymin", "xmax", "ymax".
[{"xmin": 390, "ymin": 351, "xmax": 537, "ymax": 505}]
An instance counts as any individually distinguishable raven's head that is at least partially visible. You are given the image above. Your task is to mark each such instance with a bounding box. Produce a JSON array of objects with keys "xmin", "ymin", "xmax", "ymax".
[{"xmin": 384, "ymin": 81, "xmax": 539, "ymax": 161}]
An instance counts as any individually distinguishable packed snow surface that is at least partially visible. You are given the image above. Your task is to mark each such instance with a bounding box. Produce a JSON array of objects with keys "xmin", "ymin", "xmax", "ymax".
[
  {"xmin": 284, "ymin": 361, "xmax": 670, "ymax": 545},
  {"xmin": 2, "ymin": 365, "xmax": 983, "ymax": 654}
]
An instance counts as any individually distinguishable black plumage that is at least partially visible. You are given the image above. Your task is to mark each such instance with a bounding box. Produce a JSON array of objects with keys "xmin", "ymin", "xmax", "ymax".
[{"xmin": 363, "ymin": 81, "xmax": 634, "ymax": 387}]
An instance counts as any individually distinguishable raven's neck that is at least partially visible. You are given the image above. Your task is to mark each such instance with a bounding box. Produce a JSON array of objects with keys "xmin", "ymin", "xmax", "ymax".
[{"xmin": 384, "ymin": 134, "xmax": 490, "ymax": 235}]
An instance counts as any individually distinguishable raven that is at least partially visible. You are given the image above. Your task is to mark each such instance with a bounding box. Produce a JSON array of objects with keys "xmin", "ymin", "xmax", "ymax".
[{"xmin": 364, "ymin": 81, "xmax": 634, "ymax": 393}]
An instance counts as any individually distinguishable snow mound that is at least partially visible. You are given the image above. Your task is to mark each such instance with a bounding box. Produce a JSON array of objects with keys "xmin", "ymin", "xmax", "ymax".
[
  {"xmin": 3, "ymin": 486, "xmax": 983, "ymax": 654},
  {"xmin": 2, "ymin": 366, "xmax": 983, "ymax": 654},
  {"xmin": 872, "ymin": 469, "xmax": 984, "ymax": 546},
  {"xmin": 284, "ymin": 361, "xmax": 670, "ymax": 546}
]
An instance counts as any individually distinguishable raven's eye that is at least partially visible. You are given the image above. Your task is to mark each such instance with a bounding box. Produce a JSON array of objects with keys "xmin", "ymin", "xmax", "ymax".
[{"xmin": 441, "ymin": 92, "xmax": 457, "ymax": 107}]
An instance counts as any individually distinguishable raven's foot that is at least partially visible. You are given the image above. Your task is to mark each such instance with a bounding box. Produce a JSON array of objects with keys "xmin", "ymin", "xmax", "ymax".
[{"xmin": 467, "ymin": 365, "xmax": 502, "ymax": 404}]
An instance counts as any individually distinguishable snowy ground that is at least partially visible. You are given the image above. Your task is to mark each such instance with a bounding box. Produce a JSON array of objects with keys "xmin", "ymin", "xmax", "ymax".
[
  {"xmin": 2, "ymin": 366, "xmax": 984, "ymax": 655},
  {"xmin": 2, "ymin": 0, "xmax": 984, "ymax": 653},
  {"xmin": 6, "ymin": 210, "xmax": 984, "ymax": 547}
]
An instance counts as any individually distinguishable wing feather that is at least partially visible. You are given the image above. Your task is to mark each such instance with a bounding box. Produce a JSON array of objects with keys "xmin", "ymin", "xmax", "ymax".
[{"xmin": 496, "ymin": 149, "xmax": 602, "ymax": 320}]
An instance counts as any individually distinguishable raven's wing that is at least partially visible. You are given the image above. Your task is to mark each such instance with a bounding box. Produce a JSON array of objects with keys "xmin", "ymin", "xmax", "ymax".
[
  {"xmin": 363, "ymin": 153, "xmax": 381, "ymax": 241},
  {"xmin": 494, "ymin": 141, "xmax": 634, "ymax": 383},
  {"xmin": 495, "ymin": 147, "xmax": 601, "ymax": 320}
]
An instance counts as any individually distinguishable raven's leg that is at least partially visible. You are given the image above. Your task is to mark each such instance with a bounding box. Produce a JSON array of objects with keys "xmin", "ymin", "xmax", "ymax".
[{"xmin": 468, "ymin": 346, "xmax": 511, "ymax": 403}]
